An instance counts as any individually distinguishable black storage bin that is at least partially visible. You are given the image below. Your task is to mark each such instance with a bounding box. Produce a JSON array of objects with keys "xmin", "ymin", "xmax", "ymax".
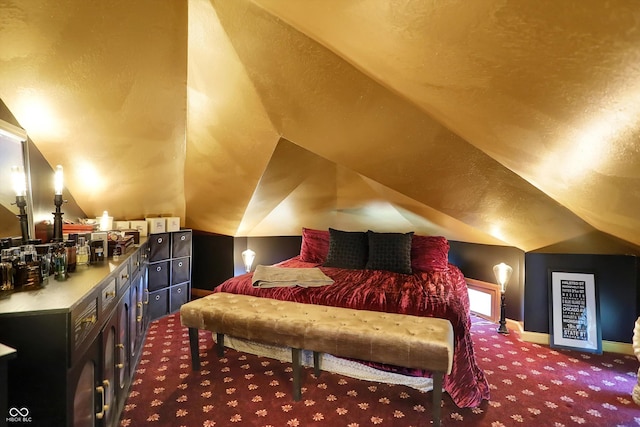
[
  {"xmin": 171, "ymin": 257, "xmax": 190, "ymax": 285},
  {"xmin": 148, "ymin": 289, "xmax": 169, "ymax": 320},
  {"xmin": 148, "ymin": 233, "xmax": 170, "ymax": 262},
  {"xmin": 172, "ymin": 231, "xmax": 192, "ymax": 258},
  {"xmin": 170, "ymin": 283, "xmax": 189, "ymax": 312},
  {"xmin": 148, "ymin": 261, "xmax": 170, "ymax": 292}
]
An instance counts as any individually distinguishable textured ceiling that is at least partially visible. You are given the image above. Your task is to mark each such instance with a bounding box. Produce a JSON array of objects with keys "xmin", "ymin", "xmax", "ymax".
[
  {"xmin": 1, "ymin": 0, "xmax": 639, "ymax": 252},
  {"xmin": 0, "ymin": 0, "xmax": 188, "ymax": 224}
]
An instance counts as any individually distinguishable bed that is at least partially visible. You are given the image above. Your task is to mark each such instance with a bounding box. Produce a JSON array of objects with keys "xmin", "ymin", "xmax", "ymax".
[{"xmin": 214, "ymin": 228, "xmax": 491, "ymax": 408}]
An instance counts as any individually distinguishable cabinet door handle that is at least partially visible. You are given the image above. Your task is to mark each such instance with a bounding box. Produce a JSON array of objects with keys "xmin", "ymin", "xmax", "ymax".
[
  {"xmin": 144, "ymin": 289, "xmax": 149, "ymax": 305},
  {"xmin": 95, "ymin": 380, "xmax": 110, "ymax": 419},
  {"xmin": 82, "ymin": 315, "xmax": 97, "ymax": 325},
  {"xmin": 95, "ymin": 386, "xmax": 105, "ymax": 419},
  {"xmin": 105, "ymin": 291, "xmax": 116, "ymax": 298},
  {"xmin": 121, "ymin": 273, "xmax": 129, "ymax": 280},
  {"xmin": 136, "ymin": 301, "xmax": 143, "ymax": 322},
  {"xmin": 116, "ymin": 343, "xmax": 125, "ymax": 369},
  {"xmin": 177, "ymin": 288, "xmax": 182, "ymax": 294}
]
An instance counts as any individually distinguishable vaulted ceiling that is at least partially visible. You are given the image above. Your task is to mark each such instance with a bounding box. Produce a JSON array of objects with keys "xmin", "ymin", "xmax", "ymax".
[{"xmin": 1, "ymin": 0, "xmax": 639, "ymax": 252}]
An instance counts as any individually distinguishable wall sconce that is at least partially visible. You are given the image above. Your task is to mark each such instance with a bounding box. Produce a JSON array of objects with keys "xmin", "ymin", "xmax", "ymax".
[
  {"xmin": 493, "ymin": 262, "xmax": 513, "ymax": 334},
  {"xmin": 52, "ymin": 165, "xmax": 66, "ymax": 242},
  {"xmin": 242, "ymin": 249, "xmax": 256, "ymax": 273},
  {"xmin": 11, "ymin": 165, "xmax": 29, "ymax": 244}
]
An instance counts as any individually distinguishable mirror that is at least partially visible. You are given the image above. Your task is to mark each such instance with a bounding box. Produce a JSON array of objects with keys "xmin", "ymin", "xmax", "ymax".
[{"xmin": 0, "ymin": 118, "xmax": 32, "ymax": 241}]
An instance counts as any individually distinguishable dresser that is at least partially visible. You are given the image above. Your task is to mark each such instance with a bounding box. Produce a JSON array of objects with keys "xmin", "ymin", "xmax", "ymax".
[
  {"xmin": 0, "ymin": 240, "xmax": 149, "ymax": 427},
  {"xmin": 147, "ymin": 230, "xmax": 192, "ymax": 321},
  {"xmin": 0, "ymin": 343, "xmax": 16, "ymax": 424}
]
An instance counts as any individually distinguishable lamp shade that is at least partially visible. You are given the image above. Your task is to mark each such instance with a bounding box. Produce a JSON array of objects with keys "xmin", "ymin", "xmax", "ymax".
[
  {"xmin": 242, "ymin": 249, "xmax": 256, "ymax": 273},
  {"xmin": 493, "ymin": 262, "xmax": 513, "ymax": 293},
  {"xmin": 54, "ymin": 165, "xmax": 64, "ymax": 195},
  {"xmin": 99, "ymin": 211, "xmax": 113, "ymax": 231},
  {"xmin": 11, "ymin": 165, "xmax": 26, "ymax": 197}
]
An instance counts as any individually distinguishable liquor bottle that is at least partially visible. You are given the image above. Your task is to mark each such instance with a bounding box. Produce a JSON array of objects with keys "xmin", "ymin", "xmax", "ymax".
[
  {"xmin": 35, "ymin": 244, "xmax": 53, "ymax": 281},
  {"xmin": 76, "ymin": 237, "xmax": 89, "ymax": 267},
  {"xmin": 22, "ymin": 252, "xmax": 42, "ymax": 289},
  {"xmin": 53, "ymin": 244, "xmax": 67, "ymax": 281},
  {"xmin": 0, "ymin": 249, "xmax": 13, "ymax": 292},
  {"xmin": 89, "ymin": 240, "xmax": 105, "ymax": 264},
  {"xmin": 65, "ymin": 240, "xmax": 77, "ymax": 273}
]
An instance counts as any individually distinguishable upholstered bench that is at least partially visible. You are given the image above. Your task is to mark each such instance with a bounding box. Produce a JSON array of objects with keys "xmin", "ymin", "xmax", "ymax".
[{"xmin": 180, "ymin": 292, "xmax": 454, "ymax": 427}]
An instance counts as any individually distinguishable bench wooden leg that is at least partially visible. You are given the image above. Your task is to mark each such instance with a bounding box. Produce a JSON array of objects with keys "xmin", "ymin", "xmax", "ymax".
[
  {"xmin": 432, "ymin": 372, "xmax": 443, "ymax": 427},
  {"xmin": 188, "ymin": 328, "xmax": 201, "ymax": 371},
  {"xmin": 313, "ymin": 351, "xmax": 321, "ymax": 377},
  {"xmin": 216, "ymin": 333, "xmax": 225, "ymax": 357},
  {"xmin": 291, "ymin": 348, "xmax": 302, "ymax": 401}
]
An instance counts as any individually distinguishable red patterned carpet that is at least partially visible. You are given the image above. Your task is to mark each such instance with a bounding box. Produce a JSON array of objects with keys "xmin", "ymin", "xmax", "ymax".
[{"xmin": 119, "ymin": 313, "xmax": 639, "ymax": 426}]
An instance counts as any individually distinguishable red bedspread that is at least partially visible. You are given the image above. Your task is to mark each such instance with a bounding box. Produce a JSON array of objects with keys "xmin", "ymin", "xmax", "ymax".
[{"xmin": 214, "ymin": 256, "xmax": 490, "ymax": 408}]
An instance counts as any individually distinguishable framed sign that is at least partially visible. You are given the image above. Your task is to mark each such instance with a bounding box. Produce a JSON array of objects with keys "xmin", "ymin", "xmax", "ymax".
[{"xmin": 548, "ymin": 270, "xmax": 602, "ymax": 354}]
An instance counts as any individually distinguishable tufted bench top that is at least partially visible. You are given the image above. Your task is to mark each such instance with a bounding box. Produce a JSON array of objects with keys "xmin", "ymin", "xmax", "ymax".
[{"xmin": 181, "ymin": 292, "xmax": 454, "ymax": 374}]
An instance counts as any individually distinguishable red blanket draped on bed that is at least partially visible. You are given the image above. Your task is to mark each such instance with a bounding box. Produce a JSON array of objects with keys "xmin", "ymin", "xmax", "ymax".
[{"xmin": 215, "ymin": 256, "xmax": 490, "ymax": 408}]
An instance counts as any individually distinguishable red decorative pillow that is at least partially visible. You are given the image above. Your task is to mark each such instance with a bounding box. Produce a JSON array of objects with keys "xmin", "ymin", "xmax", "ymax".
[
  {"xmin": 299, "ymin": 228, "xmax": 330, "ymax": 263},
  {"xmin": 411, "ymin": 235, "xmax": 450, "ymax": 272}
]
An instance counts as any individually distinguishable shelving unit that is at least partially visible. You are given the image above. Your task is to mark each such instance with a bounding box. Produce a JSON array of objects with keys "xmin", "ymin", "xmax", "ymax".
[{"xmin": 147, "ymin": 229, "xmax": 192, "ymax": 321}]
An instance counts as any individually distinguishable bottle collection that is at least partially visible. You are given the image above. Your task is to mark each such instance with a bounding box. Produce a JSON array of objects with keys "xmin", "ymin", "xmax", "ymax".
[{"xmin": 0, "ymin": 234, "xmax": 105, "ymax": 295}]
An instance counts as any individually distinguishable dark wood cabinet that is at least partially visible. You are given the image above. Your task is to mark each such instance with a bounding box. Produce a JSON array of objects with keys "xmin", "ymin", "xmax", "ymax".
[
  {"xmin": 69, "ymin": 335, "xmax": 100, "ymax": 427},
  {"xmin": 98, "ymin": 289, "xmax": 133, "ymax": 427},
  {"xmin": 129, "ymin": 247, "xmax": 149, "ymax": 363},
  {"xmin": 99, "ymin": 309, "xmax": 118, "ymax": 426},
  {"xmin": 0, "ymin": 241, "xmax": 149, "ymax": 427},
  {"xmin": 0, "ymin": 344, "xmax": 16, "ymax": 425},
  {"xmin": 117, "ymin": 291, "xmax": 131, "ymax": 393},
  {"xmin": 148, "ymin": 230, "xmax": 192, "ymax": 321}
]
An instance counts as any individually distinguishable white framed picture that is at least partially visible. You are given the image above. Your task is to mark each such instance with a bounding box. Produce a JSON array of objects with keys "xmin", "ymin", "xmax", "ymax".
[{"xmin": 548, "ymin": 270, "xmax": 602, "ymax": 354}]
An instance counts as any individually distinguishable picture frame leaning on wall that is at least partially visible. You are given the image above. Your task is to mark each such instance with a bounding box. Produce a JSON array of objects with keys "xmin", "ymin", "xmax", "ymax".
[{"xmin": 548, "ymin": 270, "xmax": 602, "ymax": 354}]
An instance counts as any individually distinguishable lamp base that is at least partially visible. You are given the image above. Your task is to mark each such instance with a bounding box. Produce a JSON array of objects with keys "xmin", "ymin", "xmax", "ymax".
[
  {"xmin": 53, "ymin": 194, "xmax": 64, "ymax": 242},
  {"xmin": 16, "ymin": 195, "xmax": 29, "ymax": 244},
  {"xmin": 497, "ymin": 292, "xmax": 508, "ymax": 334},
  {"xmin": 497, "ymin": 322, "xmax": 509, "ymax": 334}
]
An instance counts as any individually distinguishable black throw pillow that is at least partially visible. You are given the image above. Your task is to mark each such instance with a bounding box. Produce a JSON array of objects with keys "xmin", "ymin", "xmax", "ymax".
[
  {"xmin": 365, "ymin": 231, "xmax": 414, "ymax": 274},
  {"xmin": 323, "ymin": 228, "xmax": 368, "ymax": 269}
]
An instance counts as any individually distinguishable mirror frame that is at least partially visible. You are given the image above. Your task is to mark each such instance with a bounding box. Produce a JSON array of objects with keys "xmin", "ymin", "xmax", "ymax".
[{"xmin": 0, "ymin": 118, "xmax": 33, "ymax": 241}]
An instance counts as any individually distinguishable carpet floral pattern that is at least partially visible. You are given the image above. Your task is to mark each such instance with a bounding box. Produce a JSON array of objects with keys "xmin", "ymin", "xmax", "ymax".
[{"xmin": 120, "ymin": 313, "xmax": 639, "ymax": 426}]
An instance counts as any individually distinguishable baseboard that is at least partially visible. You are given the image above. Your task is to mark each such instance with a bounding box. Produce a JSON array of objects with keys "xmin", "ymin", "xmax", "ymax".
[
  {"xmin": 507, "ymin": 319, "xmax": 633, "ymax": 356},
  {"xmin": 506, "ymin": 319, "xmax": 524, "ymax": 334}
]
